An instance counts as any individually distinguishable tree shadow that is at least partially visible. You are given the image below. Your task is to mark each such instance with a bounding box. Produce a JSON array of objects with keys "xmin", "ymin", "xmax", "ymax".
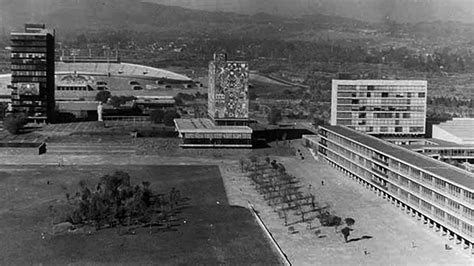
[{"xmin": 347, "ymin": 235, "xmax": 373, "ymax": 243}]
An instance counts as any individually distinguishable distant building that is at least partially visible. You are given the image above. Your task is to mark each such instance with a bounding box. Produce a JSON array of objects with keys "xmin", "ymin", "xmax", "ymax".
[
  {"xmin": 331, "ymin": 79, "xmax": 427, "ymax": 135},
  {"xmin": 175, "ymin": 53, "xmax": 252, "ymax": 148},
  {"xmin": 10, "ymin": 24, "xmax": 55, "ymax": 123},
  {"xmin": 174, "ymin": 118, "xmax": 252, "ymax": 148},
  {"xmin": 432, "ymin": 118, "xmax": 474, "ymax": 145},
  {"xmin": 208, "ymin": 53, "xmax": 249, "ymax": 126}
]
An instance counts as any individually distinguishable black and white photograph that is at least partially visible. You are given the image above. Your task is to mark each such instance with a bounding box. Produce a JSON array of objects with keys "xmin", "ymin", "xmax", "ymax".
[{"xmin": 0, "ymin": 0, "xmax": 473, "ymax": 264}]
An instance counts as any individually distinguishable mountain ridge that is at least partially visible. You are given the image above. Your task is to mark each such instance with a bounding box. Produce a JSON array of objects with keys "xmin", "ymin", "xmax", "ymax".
[{"xmin": 144, "ymin": 0, "xmax": 474, "ymax": 24}]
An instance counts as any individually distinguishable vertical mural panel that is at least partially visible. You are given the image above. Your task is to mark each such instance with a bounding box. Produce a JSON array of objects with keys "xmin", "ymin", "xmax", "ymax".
[{"xmin": 208, "ymin": 53, "xmax": 249, "ymax": 122}]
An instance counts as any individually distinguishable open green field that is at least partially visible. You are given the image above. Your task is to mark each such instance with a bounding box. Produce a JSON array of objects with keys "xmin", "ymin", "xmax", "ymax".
[{"xmin": 0, "ymin": 165, "xmax": 280, "ymax": 265}]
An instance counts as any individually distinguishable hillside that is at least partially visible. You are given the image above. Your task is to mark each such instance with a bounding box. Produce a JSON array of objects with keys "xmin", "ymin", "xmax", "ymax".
[
  {"xmin": 0, "ymin": 0, "xmax": 371, "ymax": 41},
  {"xmin": 145, "ymin": 0, "xmax": 474, "ymax": 24}
]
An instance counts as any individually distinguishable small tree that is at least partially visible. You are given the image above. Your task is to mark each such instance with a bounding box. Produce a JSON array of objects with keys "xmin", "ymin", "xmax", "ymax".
[
  {"xmin": 345, "ymin": 218, "xmax": 355, "ymax": 227},
  {"xmin": 3, "ymin": 112, "xmax": 28, "ymax": 134},
  {"xmin": 239, "ymin": 158, "xmax": 247, "ymax": 173},
  {"xmin": 341, "ymin": 227, "xmax": 352, "ymax": 243},
  {"xmin": 95, "ymin": 91, "xmax": 111, "ymax": 103}
]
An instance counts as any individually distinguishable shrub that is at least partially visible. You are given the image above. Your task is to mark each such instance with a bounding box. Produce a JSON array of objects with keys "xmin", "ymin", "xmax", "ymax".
[
  {"xmin": 163, "ymin": 109, "xmax": 181, "ymax": 126},
  {"xmin": 267, "ymin": 108, "xmax": 282, "ymax": 125},
  {"xmin": 109, "ymin": 96, "xmax": 135, "ymax": 108},
  {"xmin": 3, "ymin": 112, "xmax": 28, "ymax": 134},
  {"xmin": 149, "ymin": 109, "xmax": 165, "ymax": 124},
  {"xmin": 95, "ymin": 91, "xmax": 111, "ymax": 103}
]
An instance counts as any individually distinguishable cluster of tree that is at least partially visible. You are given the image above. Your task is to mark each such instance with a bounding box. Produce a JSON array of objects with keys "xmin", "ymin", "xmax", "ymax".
[
  {"xmin": 149, "ymin": 108, "xmax": 181, "ymax": 126},
  {"xmin": 109, "ymin": 96, "xmax": 136, "ymax": 108},
  {"xmin": 3, "ymin": 112, "xmax": 28, "ymax": 134},
  {"xmin": 95, "ymin": 91, "xmax": 111, "ymax": 104},
  {"xmin": 63, "ymin": 171, "xmax": 182, "ymax": 231},
  {"xmin": 242, "ymin": 156, "xmax": 356, "ymax": 240},
  {"xmin": 95, "ymin": 92, "xmax": 137, "ymax": 108},
  {"xmin": 173, "ymin": 92, "xmax": 208, "ymax": 106},
  {"xmin": 427, "ymin": 96, "xmax": 473, "ymax": 108},
  {"xmin": 242, "ymin": 156, "xmax": 316, "ymax": 225}
]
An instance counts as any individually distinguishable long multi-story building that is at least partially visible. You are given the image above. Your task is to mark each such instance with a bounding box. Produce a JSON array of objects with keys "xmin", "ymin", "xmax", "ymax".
[
  {"xmin": 208, "ymin": 53, "xmax": 249, "ymax": 126},
  {"xmin": 316, "ymin": 125, "xmax": 473, "ymax": 251},
  {"xmin": 331, "ymin": 80, "xmax": 427, "ymax": 135},
  {"xmin": 10, "ymin": 24, "xmax": 55, "ymax": 123}
]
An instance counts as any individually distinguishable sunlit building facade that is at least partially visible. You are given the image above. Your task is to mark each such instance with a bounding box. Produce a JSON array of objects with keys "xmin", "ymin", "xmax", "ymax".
[
  {"xmin": 317, "ymin": 125, "xmax": 474, "ymax": 250},
  {"xmin": 331, "ymin": 80, "xmax": 427, "ymax": 135}
]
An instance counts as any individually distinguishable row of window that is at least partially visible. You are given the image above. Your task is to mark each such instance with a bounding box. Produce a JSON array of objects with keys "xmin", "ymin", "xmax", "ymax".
[
  {"xmin": 11, "ymin": 64, "xmax": 48, "ymax": 71},
  {"xmin": 338, "ymin": 112, "xmax": 424, "ymax": 119},
  {"xmin": 12, "ymin": 71, "xmax": 47, "ymax": 77},
  {"xmin": 338, "ymin": 119, "xmax": 424, "ymax": 125},
  {"xmin": 11, "ymin": 40, "xmax": 47, "ymax": 47},
  {"xmin": 11, "ymin": 35, "xmax": 48, "ymax": 41},
  {"xmin": 10, "ymin": 46, "xmax": 48, "ymax": 53},
  {"xmin": 432, "ymin": 149, "xmax": 474, "ymax": 156},
  {"xmin": 56, "ymin": 86, "xmax": 93, "ymax": 91},
  {"xmin": 347, "ymin": 126, "xmax": 424, "ymax": 134},
  {"xmin": 339, "ymin": 105, "xmax": 426, "ymax": 112},
  {"xmin": 11, "ymin": 53, "xmax": 46, "ymax": 59},
  {"xmin": 338, "ymin": 99, "xmax": 426, "ymax": 105},
  {"xmin": 337, "ymin": 91, "xmax": 426, "ymax": 98},
  {"xmin": 339, "ymin": 119, "xmax": 425, "ymax": 126},
  {"xmin": 337, "ymin": 85, "xmax": 426, "ymax": 92},
  {"xmin": 12, "ymin": 77, "xmax": 47, "ymax": 83}
]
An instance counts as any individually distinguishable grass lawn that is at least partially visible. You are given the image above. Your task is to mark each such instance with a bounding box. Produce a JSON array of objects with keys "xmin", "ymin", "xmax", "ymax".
[{"xmin": 0, "ymin": 165, "xmax": 281, "ymax": 265}]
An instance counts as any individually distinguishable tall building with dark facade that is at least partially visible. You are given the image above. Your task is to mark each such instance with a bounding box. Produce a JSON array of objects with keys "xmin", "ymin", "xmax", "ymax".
[
  {"xmin": 10, "ymin": 24, "xmax": 55, "ymax": 123},
  {"xmin": 208, "ymin": 53, "xmax": 249, "ymax": 126}
]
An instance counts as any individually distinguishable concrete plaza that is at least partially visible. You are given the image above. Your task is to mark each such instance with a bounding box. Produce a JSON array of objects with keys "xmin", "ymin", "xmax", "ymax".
[{"xmin": 220, "ymin": 142, "xmax": 473, "ymax": 265}]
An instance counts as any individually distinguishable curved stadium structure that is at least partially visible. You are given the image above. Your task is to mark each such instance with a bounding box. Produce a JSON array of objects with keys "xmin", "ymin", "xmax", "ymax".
[{"xmin": 55, "ymin": 62, "xmax": 191, "ymax": 81}]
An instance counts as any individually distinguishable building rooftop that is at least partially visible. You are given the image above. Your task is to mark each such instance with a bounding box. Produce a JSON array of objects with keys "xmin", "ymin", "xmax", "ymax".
[
  {"xmin": 434, "ymin": 118, "xmax": 474, "ymax": 143},
  {"xmin": 323, "ymin": 125, "xmax": 474, "ymax": 190},
  {"xmin": 174, "ymin": 118, "xmax": 252, "ymax": 134},
  {"xmin": 56, "ymin": 62, "xmax": 191, "ymax": 81}
]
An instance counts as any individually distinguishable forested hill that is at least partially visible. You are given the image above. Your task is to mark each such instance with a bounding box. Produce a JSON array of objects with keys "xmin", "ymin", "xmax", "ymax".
[
  {"xmin": 0, "ymin": 0, "xmax": 367, "ymax": 39},
  {"xmin": 145, "ymin": 0, "xmax": 474, "ymax": 24}
]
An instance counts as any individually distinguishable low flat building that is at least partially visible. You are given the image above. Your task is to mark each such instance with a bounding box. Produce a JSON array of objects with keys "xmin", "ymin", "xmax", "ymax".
[
  {"xmin": 174, "ymin": 118, "xmax": 252, "ymax": 148},
  {"xmin": 56, "ymin": 101, "xmax": 100, "ymax": 119},
  {"xmin": 433, "ymin": 118, "xmax": 474, "ymax": 145},
  {"xmin": 317, "ymin": 125, "xmax": 473, "ymax": 251}
]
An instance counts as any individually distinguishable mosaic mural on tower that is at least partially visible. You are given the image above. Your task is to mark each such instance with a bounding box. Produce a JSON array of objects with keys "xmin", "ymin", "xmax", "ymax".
[{"xmin": 208, "ymin": 54, "xmax": 249, "ymax": 121}]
